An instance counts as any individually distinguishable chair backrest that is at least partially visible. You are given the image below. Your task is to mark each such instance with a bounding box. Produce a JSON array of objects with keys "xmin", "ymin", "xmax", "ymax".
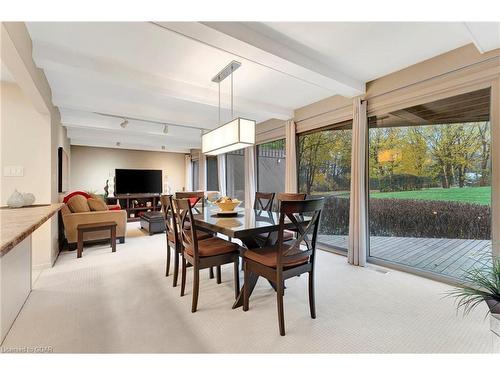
[
  {"xmin": 276, "ymin": 192, "xmax": 306, "ymax": 211},
  {"xmin": 173, "ymin": 198, "xmax": 199, "ymax": 258},
  {"xmin": 160, "ymin": 194, "xmax": 178, "ymax": 244},
  {"xmin": 254, "ymin": 192, "xmax": 275, "ymax": 211},
  {"xmin": 175, "ymin": 191, "xmax": 205, "ymax": 210},
  {"xmin": 276, "ymin": 198, "xmax": 324, "ymax": 270}
]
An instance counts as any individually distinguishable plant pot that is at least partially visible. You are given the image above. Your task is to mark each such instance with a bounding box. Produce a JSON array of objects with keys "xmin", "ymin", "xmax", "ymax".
[{"xmin": 485, "ymin": 298, "xmax": 500, "ymax": 314}]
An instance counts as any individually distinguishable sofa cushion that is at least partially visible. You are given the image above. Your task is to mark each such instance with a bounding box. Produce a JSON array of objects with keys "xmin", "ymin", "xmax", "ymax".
[
  {"xmin": 63, "ymin": 191, "xmax": 91, "ymax": 204},
  {"xmin": 67, "ymin": 195, "xmax": 91, "ymax": 213},
  {"xmin": 88, "ymin": 198, "xmax": 109, "ymax": 211}
]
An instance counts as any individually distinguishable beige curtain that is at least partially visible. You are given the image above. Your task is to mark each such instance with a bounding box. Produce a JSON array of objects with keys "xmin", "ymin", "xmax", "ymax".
[
  {"xmin": 184, "ymin": 154, "xmax": 192, "ymax": 192},
  {"xmin": 244, "ymin": 146, "xmax": 256, "ymax": 209},
  {"xmin": 217, "ymin": 154, "xmax": 226, "ymax": 196},
  {"xmin": 198, "ymin": 153, "xmax": 206, "ymax": 191},
  {"xmin": 348, "ymin": 98, "xmax": 367, "ymax": 266},
  {"xmin": 285, "ymin": 119, "xmax": 298, "ymax": 193}
]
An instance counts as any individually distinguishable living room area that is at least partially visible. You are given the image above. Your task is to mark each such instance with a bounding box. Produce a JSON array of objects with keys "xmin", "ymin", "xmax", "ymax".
[{"xmin": 1, "ymin": 4, "xmax": 500, "ymax": 370}]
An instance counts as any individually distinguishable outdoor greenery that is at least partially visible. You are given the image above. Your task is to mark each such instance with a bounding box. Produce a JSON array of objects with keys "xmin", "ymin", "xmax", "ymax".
[
  {"xmin": 370, "ymin": 186, "xmax": 491, "ymax": 206},
  {"xmin": 319, "ymin": 196, "xmax": 491, "ymax": 240},
  {"xmin": 298, "ymin": 121, "xmax": 492, "ymax": 242}
]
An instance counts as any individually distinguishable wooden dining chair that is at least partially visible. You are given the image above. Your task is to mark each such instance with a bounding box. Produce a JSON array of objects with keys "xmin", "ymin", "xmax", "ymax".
[
  {"xmin": 254, "ymin": 192, "xmax": 275, "ymax": 211},
  {"xmin": 174, "ymin": 198, "xmax": 241, "ymax": 313},
  {"xmin": 161, "ymin": 194, "xmax": 212, "ymax": 287},
  {"xmin": 242, "ymin": 197, "xmax": 324, "ymax": 336},
  {"xmin": 175, "ymin": 191, "xmax": 205, "ymax": 212}
]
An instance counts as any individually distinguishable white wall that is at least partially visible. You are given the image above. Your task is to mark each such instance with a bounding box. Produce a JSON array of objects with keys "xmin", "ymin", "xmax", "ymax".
[
  {"xmin": 70, "ymin": 146, "xmax": 186, "ymax": 195},
  {"xmin": 0, "ymin": 82, "xmax": 56, "ymax": 268}
]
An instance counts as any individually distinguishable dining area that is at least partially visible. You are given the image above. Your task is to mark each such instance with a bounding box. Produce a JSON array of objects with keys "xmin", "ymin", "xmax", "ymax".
[{"xmin": 161, "ymin": 191, "xmax": 323, "ymax": 336}]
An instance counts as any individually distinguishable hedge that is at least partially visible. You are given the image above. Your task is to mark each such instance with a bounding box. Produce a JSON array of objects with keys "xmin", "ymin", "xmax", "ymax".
[{"xmin": 319, "ymin": 196, "xmax": 491, "ymax": 240}]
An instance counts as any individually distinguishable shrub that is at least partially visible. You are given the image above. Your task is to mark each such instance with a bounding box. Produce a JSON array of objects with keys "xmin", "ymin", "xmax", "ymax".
[{"xmin": 319, "ymin": 196, "xmax": 491, "ymax": 240}]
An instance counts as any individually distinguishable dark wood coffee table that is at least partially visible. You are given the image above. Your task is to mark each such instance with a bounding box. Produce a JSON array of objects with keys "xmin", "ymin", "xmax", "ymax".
[{"xmin": 76, "ymin": 221, "xmax": 117, "ymax": 258}]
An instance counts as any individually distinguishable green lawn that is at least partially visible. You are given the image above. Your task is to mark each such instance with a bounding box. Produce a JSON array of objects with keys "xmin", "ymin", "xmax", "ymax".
[{"xmin": 370, "ymin": 186, "xmax": 491, "ymax": 205}]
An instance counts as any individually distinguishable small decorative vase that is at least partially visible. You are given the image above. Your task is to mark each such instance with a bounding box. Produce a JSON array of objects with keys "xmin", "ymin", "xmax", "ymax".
[
  {"xmin": 22, "ymin": 192, "xmax": 36, "ymax": 206},
  {"xmin": 7, "ymin": 189, "xmax": 24, "ymax": 208}
]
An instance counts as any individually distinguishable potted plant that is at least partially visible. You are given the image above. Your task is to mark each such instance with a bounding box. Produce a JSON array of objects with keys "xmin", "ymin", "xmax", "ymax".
[{"xmin": 447, "ymin": 257, "xmax": 500, "ymax": 316}]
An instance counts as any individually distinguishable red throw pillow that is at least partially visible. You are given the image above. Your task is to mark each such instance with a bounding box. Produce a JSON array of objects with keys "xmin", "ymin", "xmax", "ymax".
[
  {"xmin": 188, "ymin": 197, "xmax": 199, "ymax": 206},
  {"xmin": 63, "ymin": 191, "xmax": 91, "ymax": 203}
]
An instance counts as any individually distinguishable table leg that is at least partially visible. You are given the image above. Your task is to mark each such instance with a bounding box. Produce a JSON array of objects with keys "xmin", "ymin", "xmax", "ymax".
[
  {"xmin": 77, "ymin": 230, "xmax": 83, "ymax": 258},
  {"xmin": 232, "ymin": 271, "xmax": 259, "ymax": 309},
  {"xmin": 111, "ymin": 226, "xmax": 116, "ymax": 253}
]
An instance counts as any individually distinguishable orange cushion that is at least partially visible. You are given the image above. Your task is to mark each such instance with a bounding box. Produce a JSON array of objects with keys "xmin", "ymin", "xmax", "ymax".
[
  {"xmin": 87, "ymin": 198, "xmax": 109, "ymax": 211},
  {"xmin": 244, "ymin": 245, "xmax": 309, "ymax": 268},
  {"xmin": 185, "ymin": 237, "xmax": 238, "ymax": 257},
  {"xmin": 67, "ymin": 195, "xmax": 90, "ymax": 213}
]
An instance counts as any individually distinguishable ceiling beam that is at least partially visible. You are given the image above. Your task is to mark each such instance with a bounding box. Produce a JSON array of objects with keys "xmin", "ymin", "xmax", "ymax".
[
  {"xmin": 31, "ymin": 40, "xmax": 293, "ymax": 121},
  {"xmin": 154, "ymin": 22, "xmax": 365, "ymax": 97},
  {"xmin": 464, "ymin": 22, "xmax": 500, "ymax": 53}
]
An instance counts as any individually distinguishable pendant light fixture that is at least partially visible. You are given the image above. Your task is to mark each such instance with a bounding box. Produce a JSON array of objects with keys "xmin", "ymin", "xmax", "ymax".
[{"xmin": 202, "ymin": 61, "xmax": 255, "ymax": 155}]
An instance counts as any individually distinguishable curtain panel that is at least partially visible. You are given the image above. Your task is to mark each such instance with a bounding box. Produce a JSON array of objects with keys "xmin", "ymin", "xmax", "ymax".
[
  {"xmin": 217, "ymin": 154, "xmax": 227, "ymax": 196},
  {"xmin": 184, "ymin": 154, "xmax": 192, "ymax": 192},
  {"xmin": 198, "ymin": 153, "xmax": 206, "ymax": 192},
  {"xmin": 285, "ymin": 120, "xmax": 298, "ymax": 193},
  {"xmin": 348, "ymin": 98, "xmax": 368, "ymax": 266},
  {"xmin": 244, "ymin": 146, "xmax": 256, "ymax": 209}
]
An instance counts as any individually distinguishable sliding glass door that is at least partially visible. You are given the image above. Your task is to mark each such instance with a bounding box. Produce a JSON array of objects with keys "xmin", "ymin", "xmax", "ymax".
[
  {"xmin": 367, "ymin": 88, "xmax": 492, "ymax": 280},
  {"xmin": 226, "ymin": 149, "xmax": 245, "ymax": 201},
  {"xmin": 257, "ymin": 139, "xmax": 286, "ymax": 197},
  {"xmin": 298, "ymin": 121, "xmax": 352, "ymax": 251},
  {"xmin": 206, "ymin": 156, "xmax": 218, "ymax": 191}
]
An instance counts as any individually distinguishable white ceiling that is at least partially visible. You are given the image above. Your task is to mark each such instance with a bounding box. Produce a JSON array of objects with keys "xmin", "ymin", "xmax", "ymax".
[
  {"xmin": 25, "ymin": 22, "xmax": 500, "ymax": 153},
  {"xmin": 1, "ymin": 61, "xmax": 16, "ymax": 83}
]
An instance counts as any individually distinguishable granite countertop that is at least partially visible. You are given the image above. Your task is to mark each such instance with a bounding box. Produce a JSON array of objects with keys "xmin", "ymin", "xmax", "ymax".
[{"xmin": 0, "ymin": 203, "xmax": 64, "ymax": 257}]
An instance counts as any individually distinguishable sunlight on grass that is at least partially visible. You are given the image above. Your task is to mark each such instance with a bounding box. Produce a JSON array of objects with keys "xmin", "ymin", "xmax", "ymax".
[{"xmin": 370, "ymin": 186, "xmax": 491, "ymax": 205}]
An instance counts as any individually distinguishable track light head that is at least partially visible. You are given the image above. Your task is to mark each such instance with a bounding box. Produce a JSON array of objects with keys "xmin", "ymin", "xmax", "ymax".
[
  {"xmin": 116, "ymin": 142, "xmax": 121, "ymax": 147},
  {"xmin": 163, "ymin": 125, "xmax": 169, "ymax": 134},
  {"xmin": 120, "ymin": 119, "xmax": 129, "ymax": 128}
]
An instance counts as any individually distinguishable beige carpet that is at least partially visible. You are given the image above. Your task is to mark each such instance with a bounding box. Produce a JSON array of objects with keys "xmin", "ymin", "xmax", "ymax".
[{"xmin": 1, "ymin": 223, "xmax": 493, "ymax": 353}]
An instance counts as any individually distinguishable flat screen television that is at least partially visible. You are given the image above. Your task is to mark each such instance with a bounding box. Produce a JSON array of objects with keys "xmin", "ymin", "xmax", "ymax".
[{"xmin": 115, "ymin": 169, "xmax": 162, "ymax": 194}]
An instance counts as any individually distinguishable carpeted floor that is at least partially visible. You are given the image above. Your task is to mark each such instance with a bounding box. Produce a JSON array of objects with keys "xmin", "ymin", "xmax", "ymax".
[{"xmin": 1, "ymin": 223, "xmax": 493, "ymax": 353}]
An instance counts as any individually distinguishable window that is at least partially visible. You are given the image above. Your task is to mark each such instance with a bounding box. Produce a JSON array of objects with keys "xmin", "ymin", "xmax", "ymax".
[
  {"xmin": 225, "ymin": 149, "xmax": 245, "ymax": 201},
  {"xmin": 367, "ymin": 88, "xmax": 492, "ymax": 280},
  {"xmin": 206, "ymin": 156, "xmax": 219, "ymax": 191},
  {"xmin": 298, "ymin": 121, "xmax": 352, "ymax": 251},
  {"xmin": 192, "ymin": 159, "xmax": 199, "ymax": 191},
  {"xmin": 257, "ymin": 139, "xmax": 285, "ymax": 194}
]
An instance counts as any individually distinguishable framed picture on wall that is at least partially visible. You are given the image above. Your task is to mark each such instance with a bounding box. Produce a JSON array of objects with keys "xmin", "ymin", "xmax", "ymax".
[{"xmin": 58, "ymin": 147, "xmax": 69, "ymax": 193}]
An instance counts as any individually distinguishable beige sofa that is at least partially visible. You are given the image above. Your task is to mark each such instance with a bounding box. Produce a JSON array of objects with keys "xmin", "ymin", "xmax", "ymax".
[{"xmin": 61, "ymin": 204, "xmax": 127, "ymax": 249}]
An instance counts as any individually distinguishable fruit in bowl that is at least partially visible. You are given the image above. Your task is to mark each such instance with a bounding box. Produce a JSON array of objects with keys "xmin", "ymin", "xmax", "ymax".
[{"xmin": 215, "ymin": 196, "xmax": 241, "ymax": 212}]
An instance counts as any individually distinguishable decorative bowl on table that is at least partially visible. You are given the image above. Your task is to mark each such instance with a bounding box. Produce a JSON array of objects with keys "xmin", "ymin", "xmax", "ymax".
[{"xmin": 214, "ymin": 196, "xmax": 241, "ymax": 216}]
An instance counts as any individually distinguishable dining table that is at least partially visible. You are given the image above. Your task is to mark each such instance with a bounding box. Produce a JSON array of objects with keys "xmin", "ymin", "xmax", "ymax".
[{"xmin": 193, "ymin": 207, "xmax": 310, "ymax": 309}]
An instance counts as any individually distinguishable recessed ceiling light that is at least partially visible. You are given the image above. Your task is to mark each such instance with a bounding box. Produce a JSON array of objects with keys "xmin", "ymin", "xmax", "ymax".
[
  {"xmin": 163, "ymin": 125, "xmax": 169, "ymax": 134},
  {"xmin": 120, "ymin": 119, "xmax": 129, "ymax": 128}
]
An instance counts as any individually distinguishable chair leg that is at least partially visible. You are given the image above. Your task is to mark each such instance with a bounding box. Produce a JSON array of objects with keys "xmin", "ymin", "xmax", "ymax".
[
  {"xmin": 277, "ymin": 280, "xmax": 286, "ymax": 336},
  {"xmin": 192, "ymin": 266, "xmax": 200, "ymax": 313},
  {"xmin": 216, "ymin": 265, "xmax": 222, "ymax": 284},
  {"xmin": 173, "ymin": 251, "xmax": 179, "ymax": 287},
  {"xmin": 180, "ymin": 256, "xmax": 187, "ymax": 297},
  {"xmin": 165, "ymin": 243, "xmax": 171, "ymax": 277},
  {"xmin": 243, "ymin": 262, "xmax": 249, "ymax": 311},
  {"xmin": 209, "ymin": 267, "xmax": 214, "ymax": 279},
  {"xmin": 308, "ymin": 271, "xmax": 316, "ymax": 319},
  {"xmin": 233, "ymin": 259, "xmax": 240, "ymax": 299}
]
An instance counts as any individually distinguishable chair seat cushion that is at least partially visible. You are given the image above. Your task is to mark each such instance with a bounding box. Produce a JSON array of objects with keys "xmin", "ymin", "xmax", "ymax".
[
  {"xmin": 185, "ymin": 237, "xmax": 239, "ymax": 257},
  {"xmin": 244, "ymin": 245, "xmax": 308, "ymax": 268}
]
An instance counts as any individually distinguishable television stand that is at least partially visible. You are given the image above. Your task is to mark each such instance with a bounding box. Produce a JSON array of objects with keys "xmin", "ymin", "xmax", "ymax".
[{"xmin": 113, "ymin": 193, "xmax": 162, "ymax": 222}]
